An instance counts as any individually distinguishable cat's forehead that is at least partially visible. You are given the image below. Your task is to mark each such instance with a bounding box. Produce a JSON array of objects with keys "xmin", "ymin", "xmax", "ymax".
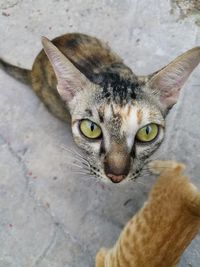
[
  {"xmin": 98, "ymin": 103, "xmax": 139, "ymax": 125},
  {"xmin": 101, "ymin": 103, "xmax": 141, "ymax": 139},
  {"xmin": 93, "ymin": 101, "xmax": 163, "ymax": 127},
  {"xmin": 97, "ymin": 72, "xmax": 140, "ymax": 104},
  {"xmin": 73, "ymin": 72, "xmax": 164, "ymax": 127},
  {"xmin": 92, "ymin": 101, "xmax": 164, "ymax": 150}
]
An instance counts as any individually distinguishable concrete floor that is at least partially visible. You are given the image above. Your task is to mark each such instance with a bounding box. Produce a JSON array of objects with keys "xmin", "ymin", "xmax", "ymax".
[{"xmin": 0, "ymin": 0, "xmax": 200, "ymax": 266}]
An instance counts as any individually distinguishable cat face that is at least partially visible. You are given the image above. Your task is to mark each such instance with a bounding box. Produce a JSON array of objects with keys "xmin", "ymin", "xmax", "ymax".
[
  {"xmin": 70, "ymin": 81, "xmax": 165, "ymax": 183},
  {"xmin": 42, "ymin": 37, "xmax": 200, "ymax": 183}
]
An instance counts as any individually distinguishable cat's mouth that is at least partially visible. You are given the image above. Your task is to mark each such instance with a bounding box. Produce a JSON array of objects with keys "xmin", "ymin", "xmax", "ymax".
[
  {"xmin": 88, "ymin": 162, "xmax": 143, "ymax": 184},
  {"xmin": 72, "ymin": 149, "xmax": 143, "ymax": 184},
  {"xmin": 106, "ymin": 173, "xmax": 127, "ymax": 183},
  {"xmin": 102, "ymin": 158, "xmax": 147, "ymax": 184},
  {"xmin": 89, "ymin": 162, "xmax": 131, "ymax": 183},
  {"xmin": 104, "ymin": 166, "xmax": 130, "ymax": 183}
]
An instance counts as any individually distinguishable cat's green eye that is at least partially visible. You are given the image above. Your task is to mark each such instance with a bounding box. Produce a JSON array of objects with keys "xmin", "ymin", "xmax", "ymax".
[
  {"xmin": 136, "ymin": 123, "xmax": 159, "ymax": 142},
  {"xmin": 79, "ymin": 120, "xmax": 102, "ymax": 139}
]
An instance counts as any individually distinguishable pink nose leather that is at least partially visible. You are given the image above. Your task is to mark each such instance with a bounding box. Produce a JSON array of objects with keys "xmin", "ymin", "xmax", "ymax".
[{"xmin": 107, "ymin": 173, "xmax": 126, "ymax": 183}]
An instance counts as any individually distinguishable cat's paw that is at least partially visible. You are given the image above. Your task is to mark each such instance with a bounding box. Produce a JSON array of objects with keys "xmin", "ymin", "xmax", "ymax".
[{"xmin": 148, "ymin": 160, "xmax": 185, "ymax": 175}]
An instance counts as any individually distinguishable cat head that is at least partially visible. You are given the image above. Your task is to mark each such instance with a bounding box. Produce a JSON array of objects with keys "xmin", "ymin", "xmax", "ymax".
[{"xmin": 42, "ymin": 37, "xmax": 200, "ymax": 184}]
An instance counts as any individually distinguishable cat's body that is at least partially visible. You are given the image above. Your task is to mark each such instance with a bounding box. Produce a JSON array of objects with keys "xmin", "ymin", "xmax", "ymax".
[
  {"xmin": 32, "ymin": 34, "xmax": 137, "ymax": 122},
  {"xmin": 0, "ymin": 33, "xmax": 133, "ymax": 122},
  {"xmin": 96, "ymin": 161, "xmax": 200, "ymax": 267},
  {"xmin": 1, "ymin": 33, "xmax": 200, "ymax": 183}
]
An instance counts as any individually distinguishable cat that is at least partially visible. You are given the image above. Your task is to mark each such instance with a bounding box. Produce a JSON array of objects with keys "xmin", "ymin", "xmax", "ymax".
[
  {"xmin": 1, "ymin": 33, "xmax": 200, "ymax": 183},
  {"xmin": 96, "ymin": 160, "xmax": 200, "ymax": 267}
]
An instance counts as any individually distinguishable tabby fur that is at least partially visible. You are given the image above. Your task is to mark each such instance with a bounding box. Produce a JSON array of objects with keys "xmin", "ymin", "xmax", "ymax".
[{"xmin": 96, "ymin": 161, "xmax": 200, "ymax": 267}]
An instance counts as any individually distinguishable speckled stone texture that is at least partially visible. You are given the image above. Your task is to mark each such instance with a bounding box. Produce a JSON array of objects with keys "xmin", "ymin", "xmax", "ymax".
[{"xmin": 0, "ymin": 0, "xmax": 200, "ymax": 266}]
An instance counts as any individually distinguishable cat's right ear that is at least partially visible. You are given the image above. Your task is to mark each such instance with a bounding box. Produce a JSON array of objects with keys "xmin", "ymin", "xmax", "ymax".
[
  {"xmin": 42, "ymin": 37, "xmax": 93, "ymax": 106},
  {"xmin": 147, "ymin": 47, "xmax": 200, "ymax": 111}
]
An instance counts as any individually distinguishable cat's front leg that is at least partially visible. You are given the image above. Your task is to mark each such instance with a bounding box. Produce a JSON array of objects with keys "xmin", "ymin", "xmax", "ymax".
[{"xmin": 96, "ymin": 248, "xmax": 108, "ymax": 267}]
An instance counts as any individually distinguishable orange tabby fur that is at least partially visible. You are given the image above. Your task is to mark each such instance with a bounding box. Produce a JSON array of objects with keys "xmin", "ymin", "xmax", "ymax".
[{"xmin": 96, "ymin": 161, "xmax": 200, "ymax": 267}]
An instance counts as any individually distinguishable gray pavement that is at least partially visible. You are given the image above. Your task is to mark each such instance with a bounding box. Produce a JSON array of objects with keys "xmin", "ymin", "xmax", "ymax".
[{"xmin": 0, "ymin": 0, "xmax": 200, "ymax": 266}]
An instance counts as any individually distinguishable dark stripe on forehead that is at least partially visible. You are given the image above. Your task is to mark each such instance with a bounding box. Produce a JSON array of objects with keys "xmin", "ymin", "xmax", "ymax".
[
  {"xmin": 111, "ymin": 103, "xmax": 115, "ymax": 116},
  {"xmin": 98, "ymin": 110, "xmax": 104, "ymax": 123},
  {"xmin": 98, "ymin": 72, "xmax": 140, "ymax": 104},
  {"xmin": 84, "ymin": 109, "xmax": 92, "ymax": 117}
]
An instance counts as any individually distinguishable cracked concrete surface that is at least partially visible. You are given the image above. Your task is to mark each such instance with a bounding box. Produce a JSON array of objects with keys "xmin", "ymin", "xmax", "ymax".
[{"xmin": 0, "ymin": 0, "xmax": 200, "ymax": 266}]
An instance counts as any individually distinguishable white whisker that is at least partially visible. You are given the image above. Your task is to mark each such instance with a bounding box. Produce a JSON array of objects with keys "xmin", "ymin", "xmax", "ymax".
[
  {"xmin": 71, "ymin": 169, "xmax": 91, "ymax": 175},
  {"xmin": 60, "ymin": 145, "xmax": 91, "ymax": 166}
]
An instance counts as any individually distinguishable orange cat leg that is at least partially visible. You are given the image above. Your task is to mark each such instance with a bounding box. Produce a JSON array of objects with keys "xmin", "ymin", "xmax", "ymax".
[
  {"xmin": 96, "ymin": 248, "xmax": 107, "ymax": 267},
  {"xmin": 96, "ymin": 161, "xmax": 200, "ymax": 267}
]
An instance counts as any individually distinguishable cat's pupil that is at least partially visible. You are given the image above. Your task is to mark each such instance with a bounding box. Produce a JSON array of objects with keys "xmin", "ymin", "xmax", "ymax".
[
  {"xmin": 146, "ymin": 126, "xmax": 151, "ymax": 135},
  {"xmin": 91, "ymin": 122, "xmax": 95, "ymax": 132}
]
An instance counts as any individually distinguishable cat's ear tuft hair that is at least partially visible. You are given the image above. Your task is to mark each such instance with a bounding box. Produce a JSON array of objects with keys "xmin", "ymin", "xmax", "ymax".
[
  {"xmin": 148, "ymin": 47, "xmax": 200, "ymax": 110},
  {"xmin": 41, "ymin": 36, "xmax": 92, "ymax": 105}
]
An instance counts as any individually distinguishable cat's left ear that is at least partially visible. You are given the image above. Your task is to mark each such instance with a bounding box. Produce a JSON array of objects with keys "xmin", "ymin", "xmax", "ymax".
[
  {"xmin": 41, "ymin": 37, "xmax": 93, "ymax": 108},
  {"xmin": 148, "ymin": 47, "xmax": 200, "ymax": 111}
]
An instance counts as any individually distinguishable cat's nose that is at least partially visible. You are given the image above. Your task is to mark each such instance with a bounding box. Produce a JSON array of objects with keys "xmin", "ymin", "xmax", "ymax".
[
  {"xmin": 106, "ymin": 173, "xmax": 126, "ymax": 183},
  {"xmin": 104, "ymin": 146, "xmax": 131, "ymax": 183},
  {"xmin": 104, "ymin": 158, "xmax": 130, "ymax": 183}
]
